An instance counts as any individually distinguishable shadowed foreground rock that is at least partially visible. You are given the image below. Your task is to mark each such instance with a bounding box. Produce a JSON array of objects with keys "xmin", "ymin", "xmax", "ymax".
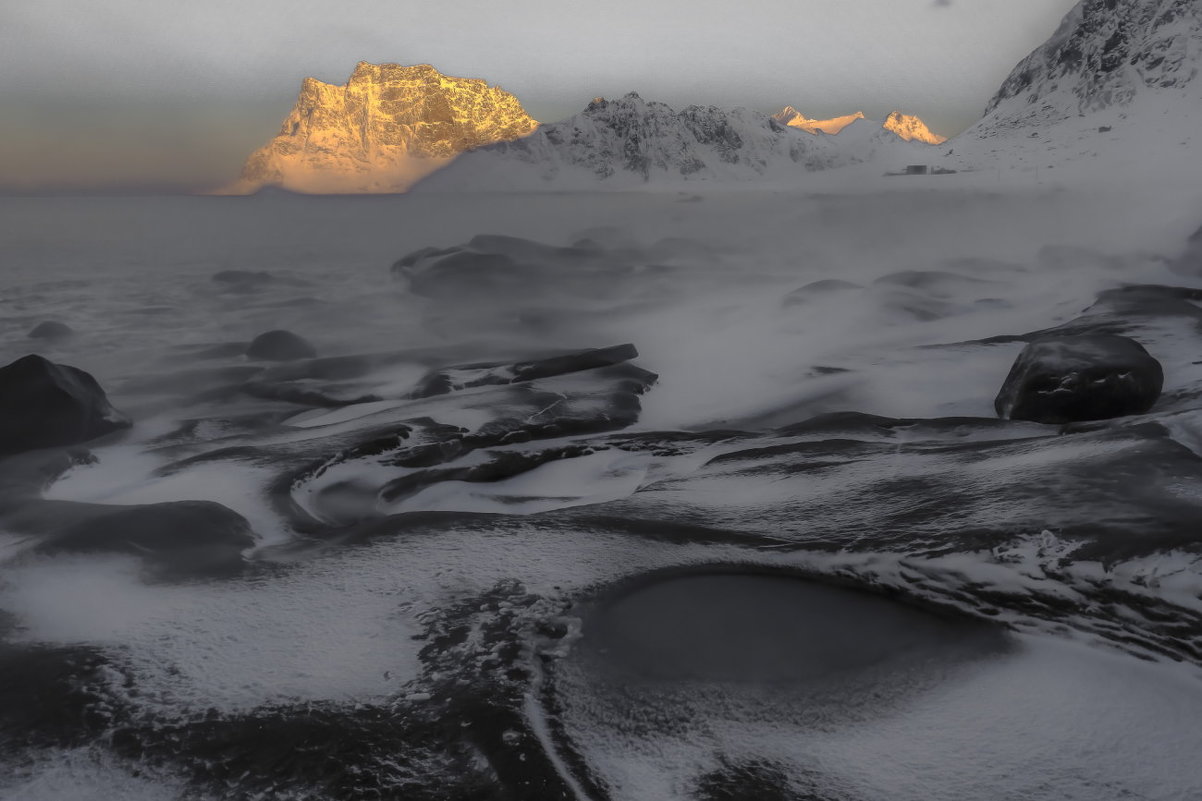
[
  {"xmin": 246, "ymin": 329, "xmax": 317, "ymax": 362},
  {"xmin": 25, "ymin": 500, "xmax": 255, "ymax": 576},
  {"xmin": 0, "ymin": 355, "xmax": 130, "ymax": 456},
  {"xmin": 994, "ymin": 334, "xmax": 1163, "ymax": 424}
]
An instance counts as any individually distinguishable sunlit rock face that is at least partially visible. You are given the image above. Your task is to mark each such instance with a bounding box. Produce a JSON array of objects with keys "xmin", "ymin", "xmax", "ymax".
[
  {"xmin": 223, "ymin": 62, "xmax": 538, "ymax": 194},
  {"xmin": 882, "ymin": 111, "xmax": 948, "ymax": 144},
  {"xmin": 772, "ymin": 107, "xmax": 866, "ymax": 135},
  {"xmin": 772, "ymin": 107, "xmax": 947, "ymax": 144}
]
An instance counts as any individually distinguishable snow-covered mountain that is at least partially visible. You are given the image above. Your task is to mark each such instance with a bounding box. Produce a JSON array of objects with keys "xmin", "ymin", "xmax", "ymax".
[
  {"xmin": 220, "ymin": 63, "xmax": 538, "ymax": 194},
  {"xmin": 982, "ymin": 0, "xmax": 1200, "ymax": 131},
  {"xmin": 955, "ymin": 0, "xmax": 1202, "ymax": 174},
  {"xmin": 415, "ymin": 94, "xmax": 928, "ymax": 191},
  {"xmin": 773, "ymin": 107, "xmax": 947, "ymax": 144}
]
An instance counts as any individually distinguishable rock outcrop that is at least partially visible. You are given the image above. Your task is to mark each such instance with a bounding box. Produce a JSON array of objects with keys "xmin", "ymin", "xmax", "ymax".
[
  {"xmin": 772, "ymin": 107, "xmax": 946, "ymax": 143},
  {"xmin": 222, "ymin": 62, "xmax": 539, "ymax": 194},
  {"xmin": 0, "ymin": 355, "xmax": 130, "ymax": 456},
  {"xmin": 882, "ymin": 111, "xmax": 948, "ymax": 144},
  {"xmin": 246, "ymin": 330, "xmax": 317, "ymax": 362},
  {"xmin": 994, "ymin": 335, "xmax": 1163, "ymax": 424},
  {"xmin": 772, "ymin": 107, "xmax": 866, "ymax": 135}
]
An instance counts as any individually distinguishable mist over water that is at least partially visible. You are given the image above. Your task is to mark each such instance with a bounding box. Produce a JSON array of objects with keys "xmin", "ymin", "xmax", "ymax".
[
  {"xmin": 3, "ymin": 176, "xmax": 1202, "ymax": 799},
  {"xmin": 2, "ymin": 181, "xmax": 1190, "ymax": 424}
]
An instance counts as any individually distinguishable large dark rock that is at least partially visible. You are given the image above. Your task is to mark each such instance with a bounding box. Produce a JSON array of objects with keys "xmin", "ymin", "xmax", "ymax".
[
  {"xmin": 212, "ymin": 269, "xmax": 274, "ymax": 288},
  {"xmin": 391, "ymin": 235, "xmax": 637, "ymax": 308},
  {"xmin": 246, "ymin": 330, "xmax": 316, "ymax": 362},
  {"xmin": 994, "ymin": 335, "xmax": 1163, "ymax": 424},
  {"xmin": 0, "ymin": 355, "xmax": 130, "ymax": 456},
  {"xmin": 781, "ymin": 279, "xmax": 861, "ymax": 308},
  {"xmin": 0, "ymin": 495, "xmax": 255, "ymax": 576},
  {"xmin": 400, "ymin": 250, "xmax": 522, "ymax": 300},
  {"xmin": 28, "ymin": 499, "xmax": 255, "ymax": 576},
  {"xmin": 28, "ymin": 321, "xmax": 75, "ymax": 341}
]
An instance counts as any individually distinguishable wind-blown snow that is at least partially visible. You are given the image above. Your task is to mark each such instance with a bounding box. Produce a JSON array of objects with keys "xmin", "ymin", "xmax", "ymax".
[{"xmin": 4, "ymin": 5, "xmax": 1202, "ymax": 794}]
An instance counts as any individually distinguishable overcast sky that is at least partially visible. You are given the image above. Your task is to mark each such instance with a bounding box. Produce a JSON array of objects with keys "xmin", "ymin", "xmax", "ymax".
[{"xmin": 0, "ymin": 0, "xmax": 1078, "ymax": 192}]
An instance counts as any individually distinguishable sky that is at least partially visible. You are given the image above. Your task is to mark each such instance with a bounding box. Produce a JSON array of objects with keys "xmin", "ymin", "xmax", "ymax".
[{"xmin": 0, "ymin": 0, "xmax": 1079, "ymax": 193}]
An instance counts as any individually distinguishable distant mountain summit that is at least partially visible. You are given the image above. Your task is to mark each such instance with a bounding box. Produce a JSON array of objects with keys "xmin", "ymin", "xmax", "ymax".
[
  {"xmin": 220, "ymin": 62, "xmax": 538, "ymax": 194},
  {"xmin": 416, "ymin": 93, "xmax": 934, "ymax": 191},
  {"xmin": 772, "ymin": 107, "xmax": 866, "ymax": 135},
  {"xmin": 882, "ymin": 112, "xmax": 948, "ymax": 145},
  {"xmin": 772, "ymin": 108, "xmax": 946, "ymax": 144}
]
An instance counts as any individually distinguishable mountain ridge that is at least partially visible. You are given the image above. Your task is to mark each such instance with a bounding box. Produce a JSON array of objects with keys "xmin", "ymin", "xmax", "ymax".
[
  {"xmin": 953, "ymin": 0, "xmax": 1202, "ymax": 176},
  {"xmin": 413, "ymin": 93, "xmax": 931, "ymax": 191},
  {"xmin": 982, "ymin": 0, "xmax": 1200, "ymax": 130}
]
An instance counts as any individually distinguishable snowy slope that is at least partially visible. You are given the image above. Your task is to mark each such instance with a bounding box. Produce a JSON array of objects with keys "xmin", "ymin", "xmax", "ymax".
[
  {"xmin": 982, "ymin": 0, "xmax": 1201, "ymax": 131},
  {"xmin": 952, "ymin": 0, "xmax": 1202, "ymax": 177}
]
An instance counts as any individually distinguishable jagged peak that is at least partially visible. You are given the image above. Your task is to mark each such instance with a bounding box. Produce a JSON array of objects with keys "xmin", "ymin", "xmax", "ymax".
[
  {"xmin": 774, "ymin": 109, "xmax": 866, "ymax": 135},
  {"xmin": 351, "ymin": 61, "xmax": 439, "ymax": 74},
  {"xmin": 882, "ymin": 111, "xmax": 948, "ymax": 144},
  {"xmin": 320, "ymin": 61, "xmax": 511, "ymax": 93},
  {"xmin": 300, "ymin": 75, "xmax": 338, "ymax": 91},
  {"xmin": 587, "ymin": 92, "xmax": 647, "ymax": 109},
  {"xmin": 222, "ymin": 61, "xmax": 538, "ymax": 195},
  {"xmin": 584, "ymin": 92, "xmax": 683, "ymax": 117},
  {"xmin": 981, "ymin": 0, "xmax": 1202, "ymax": 127}
]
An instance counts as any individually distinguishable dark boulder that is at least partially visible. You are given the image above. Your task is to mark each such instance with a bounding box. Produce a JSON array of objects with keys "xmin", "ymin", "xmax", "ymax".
[
  {"xmin": 24, "ymin": 499, "xmax": 255, "ymax": 577},
  {"xmin": 28, "ymin": 321, "xmax": 74, "ymax": 341},
  {"xmin": 246, "ymin": 330, "xmax": 316, "ymax": 362},
  {"xmin": 399, "ymin": 250, "xmax": 522, "ymax": 300},
  {"xmin": 994, "ymin": 335, "xmax": 1163, "ymax": 424},
  {"xmin": 511, "ymin": 343, "xmax": 640, "ymax": 382},
  {"xmin": 0, "ymin": 355, "xmax": 130, "ymax": 456},
  {"xmin": 212, "ymin": 270, "xmax": 275, "ymax": 290},
  {"xmin": 782, "ymin": 279, "xmax": 861, "ymax": 307}
]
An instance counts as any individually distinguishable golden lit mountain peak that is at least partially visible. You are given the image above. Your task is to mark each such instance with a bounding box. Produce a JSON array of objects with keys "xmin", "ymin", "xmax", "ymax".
[
  {"xmin": 221, "ymin": 63, "xmax": 538, "ymax": 195},
  {"xmin": 773, "ymin": 106, "xmax": 946, "ymax": 144},
  {"xmin": 772, "ymin": 108, "xmax": 867, "ymax": 135},
  {"xmin": 882, "ymin": 111, "xmax": 947, "ymax": 144}
]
